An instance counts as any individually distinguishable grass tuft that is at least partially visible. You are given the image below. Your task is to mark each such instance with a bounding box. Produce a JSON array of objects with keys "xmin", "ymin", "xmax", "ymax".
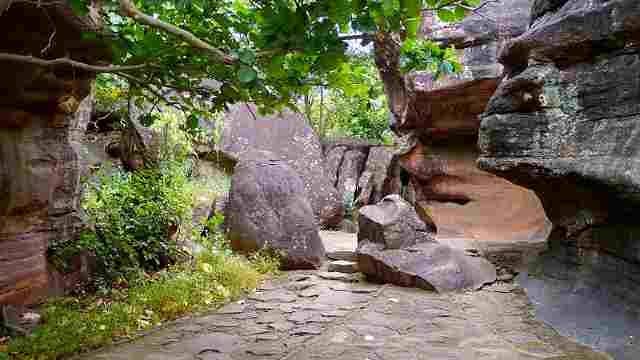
[{"xmin": 1, "ymin": 251, "xmax": 278, "ymax": 360}]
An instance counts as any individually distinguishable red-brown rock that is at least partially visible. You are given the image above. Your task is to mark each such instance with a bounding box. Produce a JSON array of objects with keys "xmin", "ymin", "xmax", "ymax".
[{"xmin": 0, "ymin": 2, "xmax": 106, "ymax": 304}]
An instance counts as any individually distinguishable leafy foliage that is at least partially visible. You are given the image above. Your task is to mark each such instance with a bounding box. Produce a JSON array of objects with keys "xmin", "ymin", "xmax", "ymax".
[
  {"xmin": 304, "ymin": 57, "xmax": 391, "ymax": 142},
  {"xmin": 65, "ymin": 0, "xmax": 476, "ymax": 118},
  {"xmin": 49, "ymin": 112, "xmax": 196, "ymax": 285},
  {"xmin": 400, "ymin": 38, "xmax": 462, "ymax": 75}
]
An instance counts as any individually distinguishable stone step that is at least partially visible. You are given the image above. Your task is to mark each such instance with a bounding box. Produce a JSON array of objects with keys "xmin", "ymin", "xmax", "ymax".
[
  {"xmin": 320, "ymin": 230, "xmax": 357, "ymax": 262},
  {"xmin": 326, "ymin": 250, "xmax": 357, "ymax": 262},
  {"xmin": 328, "ymin": 260, "xmax": 359, "ymax": 274}
]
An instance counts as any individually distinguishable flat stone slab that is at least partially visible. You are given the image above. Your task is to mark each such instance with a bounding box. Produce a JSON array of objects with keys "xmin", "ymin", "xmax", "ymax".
[
  {"xmin": 437, "ymin": 236, "xmax": 549, "ymax": 272},
  {"xmin": 319, "ymin": 231, "xmax": 357, "ymax": 261},
  {"xmin": 327, "ymin": 260, "xmax": 358, "ymax": 274},
  {"xmin": 84, "ymin": 272, "xmax": 610, "ymax": 360}
]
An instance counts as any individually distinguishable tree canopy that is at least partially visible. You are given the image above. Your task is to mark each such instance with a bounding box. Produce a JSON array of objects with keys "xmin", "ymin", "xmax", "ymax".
[{"xmin": 2, "ymin": 0, "xmax": 484, "ymax": 126}]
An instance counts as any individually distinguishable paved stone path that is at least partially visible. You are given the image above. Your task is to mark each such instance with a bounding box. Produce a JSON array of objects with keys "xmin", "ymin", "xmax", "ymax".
[{"xmin": 83, "ymin": 271, "xmax": 610, "ymax": 360}]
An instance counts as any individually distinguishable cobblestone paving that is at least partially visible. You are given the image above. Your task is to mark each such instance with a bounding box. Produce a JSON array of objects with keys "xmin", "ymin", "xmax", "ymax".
[{"xmin": 82, "ymin": 272, "xmax": 610, "ymax": 360}]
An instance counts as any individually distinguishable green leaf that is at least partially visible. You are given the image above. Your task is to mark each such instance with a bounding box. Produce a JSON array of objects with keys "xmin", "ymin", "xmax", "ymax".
[
  {"xmin": 69, "ymin": 0, "xmax": 89, "ymax": 15},
  {"xmin": 405, "ymin": 0, "xmax": 421, "ymax": 18},
  {"xmin": 139, "ymin": 113, "xmax": 159, "ymax": 127},
  {"xmin": 238, "ymin": 65, "xmax": 257, "ymax": 83},
  {"xmin": 237, "ymin": 49, "xmax": 256, "ymax": 65},
  {"xmin": 454, "ymin": 6, "xmax": 467, "ymax": 20},
  {"xmin": 405, "ymin": 18, "xmax": 419, "ymax": 39},
  {"xmin": 186, "ymin": 114, "xmax": 200, "ymax": 130},
  {"xmin": 436, "ymin": 9, "xmax": 458, "ymax": 22}
]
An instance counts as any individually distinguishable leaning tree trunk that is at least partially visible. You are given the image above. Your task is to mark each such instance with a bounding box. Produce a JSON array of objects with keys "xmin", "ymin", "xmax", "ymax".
[{"xmin": 373, "ymin": 32, "xmax": 414, "ymax": 134}]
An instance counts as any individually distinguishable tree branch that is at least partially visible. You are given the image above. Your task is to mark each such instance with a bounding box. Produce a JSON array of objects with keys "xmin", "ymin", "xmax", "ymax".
[
  {"xmin": 0, "ymin": 53, "xmax": 149, "ymax": 72},
  {"xmin": 118, "ymin": 0, "xmax": 236, "ymax": 65},
  {"xmin": 337, "ymin": 33, "xmax": 373, "ymax": 41}
]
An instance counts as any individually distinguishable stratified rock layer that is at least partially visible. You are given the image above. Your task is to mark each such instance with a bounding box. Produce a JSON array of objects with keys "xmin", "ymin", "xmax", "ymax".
[
  {"xmin": 222, "ymin": 104, "xmax": 343, "ymax": 227},
  {"xmin": 404, "ymin": 0, "xmax": 531, "ymax": 134},
  {"xmin": 479, "ymin": 0, "xmax": 640, "ymax": 265},
  {"xmin": 400, "ymin": 139, "xmax": 551, "ymax": 270},
  {"xmin": 0, "ymin": 2, "xmax": 106, "ymax": 304},
  {"xmin": 390, "ymin": 0, "xmax": 550, "ymax": 270},
  {"xmin": 226, "ymin": 156, "xmax": 325, "ymax": 269}
]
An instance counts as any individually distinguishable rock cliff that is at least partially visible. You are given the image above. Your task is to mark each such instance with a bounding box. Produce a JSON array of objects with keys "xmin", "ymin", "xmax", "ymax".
[
  {"xmin": 398, "ymin": 0, "xmax": 551, "ymax": 270},
  {"xmin": 0, "ymin": 2, "xmax": 107, "ymax": 304},
  {"xmin": 479, "ymin": 0, "xmax": 640, "ymax": 266}
]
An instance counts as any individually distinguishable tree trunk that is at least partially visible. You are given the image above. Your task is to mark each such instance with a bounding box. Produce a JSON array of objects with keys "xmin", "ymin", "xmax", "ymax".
[{"xmin": 373, "ymin": 32, "xmax": 413, "ymax": 133}]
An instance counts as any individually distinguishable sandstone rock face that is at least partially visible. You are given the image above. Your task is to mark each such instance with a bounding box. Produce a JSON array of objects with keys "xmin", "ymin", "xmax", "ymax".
[
  {"xmin": 404, "ymin": 0, "xmax": 531, "ymax": 134},
  {"xmin": 478, "ymin": 0, "xmax": 640, "ymax": 266},
  {"xmin": 400, "ymin": 140, "xmax": 552, "ymax": 269},
  {"xmin": 0, "ymin": 3, "xmax": 105, "ymax": 304},
  {"xmin": 226, "ymin": 156, "xmax": 325, "ymax": 269},
  {"xmin": 390, "ymin": 0, "xmax": 550, "ymax": 270},
  {"xmin": 222, "ymin": 104, "xmax": 343, "ymax": 227},
  {"xmin": 356, "ymin": 195, "xmax": 496, "ymax": 292}
]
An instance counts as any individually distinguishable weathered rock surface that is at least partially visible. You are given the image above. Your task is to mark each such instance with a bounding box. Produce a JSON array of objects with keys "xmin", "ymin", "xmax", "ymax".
[
  {"xmin": 319, "ymin": 231, "xmax": 357, "ymax": 262},
  {"xmin": 0, "ymin": 2, "xmax": 106, "ymax": 304},
  {"xmin": 403, "ymin": 0, "xmax": 531, "ymax": 134},
  {"xmin": 400, "ymin": 140, "xmax": 552, "ymax": 270},
  {"xmin": 356, "ymin": 195, "xmax": 496, "ymax": 292},
  {"xmin": 355, "ymin": 146, "xmax": 401, "ymax": 207},
  {"xmin": 478, "ymin": 0, "xmax": 640, "ymax": 266},
  {"xmin": 358, "ymin": 194, "xmax": 434, "ymax": 249},
  {"xmin": 119, "ymin": 120, "xmax": 160, "ymax": 171},
  {"xmin": 335, "ymin": 149, "xmax": 368, "ymax": 204},
  {"xmin": 226, "ymin": 156, "xmax": 325, "ymax": 269},
  {"xmin": 382, "ymin": 0, "xmax": 551, "ymax": 271},
  {"xmin": 222, "ymin": 104, "xmax": 343, "ymax": 227},
  {"xmin": 83, "ymin": 272, "xmax": 609, "ymax": 360},
  {"xmin": 358, "ymin": 241, "xmax": 497, "ymax": 292}
]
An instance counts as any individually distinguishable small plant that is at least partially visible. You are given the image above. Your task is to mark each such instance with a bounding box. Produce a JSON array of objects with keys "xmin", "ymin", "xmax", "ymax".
[
  {"xmin": 248, "ymin": 248, "xmax": 283, "ymax": 275},
  {"xmin": 3, "ymin": 252, "xmax": 267, "ymax": 360}
]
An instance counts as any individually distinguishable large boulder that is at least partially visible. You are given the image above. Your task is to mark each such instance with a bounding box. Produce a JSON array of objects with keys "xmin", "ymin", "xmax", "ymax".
[
  {"xmin": 355, "ymin": 146, "xmax": 401, "ymax": 207},
  {"xmin": 358, "ymin": 241, "xmax": 497, "ymax": 292},
  {"xmin": 356, "ymin": 195, "xmax": 496, "ymax": 292},
  {"xmin": 226, "ymin": 154, "xmax": 325, "ymax": 269},
  {"xmin": 222, "ymin": 104, "xmax": 343, "ymax": 227},
  {"xmin": 478, "ymin": 0, "xmax": 640, "ymax": 267}
]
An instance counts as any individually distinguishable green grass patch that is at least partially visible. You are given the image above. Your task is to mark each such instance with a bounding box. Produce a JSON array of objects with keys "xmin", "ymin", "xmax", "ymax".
[{"xmin": 1, "ymin": 252, "xmax": 278, "ymax": 360}]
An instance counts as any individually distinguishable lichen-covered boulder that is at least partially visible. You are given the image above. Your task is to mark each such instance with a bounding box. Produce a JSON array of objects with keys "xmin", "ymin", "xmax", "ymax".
[
  {"xmin": 226, "ymin": 155, "xmax": 325, "ymax": 269},
  {"xmin": 222, "ymin": 104, "xmax": 343, "ymax": 227}
]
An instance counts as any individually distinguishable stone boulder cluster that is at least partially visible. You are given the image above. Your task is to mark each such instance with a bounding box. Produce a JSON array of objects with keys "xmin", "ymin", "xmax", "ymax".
[{"xmin": 3, "ymin": 0, "xmax": 640, "ymax": 312}]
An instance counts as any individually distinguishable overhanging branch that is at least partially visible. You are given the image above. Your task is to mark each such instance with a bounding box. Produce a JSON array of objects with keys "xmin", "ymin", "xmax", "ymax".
[
  {"xmin": 0, "ymin": 53, "xmax": 149, "ymax": 72},
  {"xmin": 119, "ymin": 0, "xmax": 236, "ymax": 65}
]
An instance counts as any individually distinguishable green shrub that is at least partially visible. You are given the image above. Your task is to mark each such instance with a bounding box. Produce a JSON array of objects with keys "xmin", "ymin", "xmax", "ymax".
[
  {"xmin": 80, "ymin": 162, "xmax": 194, "ymax": 283},
  {"xmin": 49, "ymin": 111, "xmax": 196, "ymax": 286}
]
